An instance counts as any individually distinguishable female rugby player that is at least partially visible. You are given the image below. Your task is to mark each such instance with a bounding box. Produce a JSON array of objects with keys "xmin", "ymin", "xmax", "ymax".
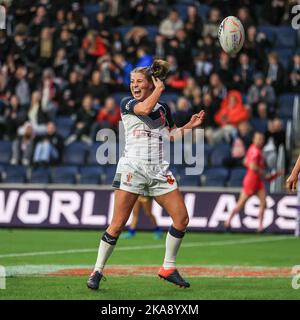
[
  {"xmin": 224, "ymin": 132, "xmax": 283, "ymax": 232},
  {"xmin": 87, "ymin": 60, "xmax": 205, "ymax": 289}
]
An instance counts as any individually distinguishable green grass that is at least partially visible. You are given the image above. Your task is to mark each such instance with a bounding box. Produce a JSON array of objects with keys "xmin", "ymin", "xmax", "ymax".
[{"xmin": 0, "ymin": 229, "xmax": 300, "ymax": 300}]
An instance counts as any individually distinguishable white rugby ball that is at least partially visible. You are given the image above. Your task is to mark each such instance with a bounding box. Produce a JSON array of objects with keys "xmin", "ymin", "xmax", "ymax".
[{"xmin": 218, "ymin": 16, "xmax": 245, "ymax": 55}]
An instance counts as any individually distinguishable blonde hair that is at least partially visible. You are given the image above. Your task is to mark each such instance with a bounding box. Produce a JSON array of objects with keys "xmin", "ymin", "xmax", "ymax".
[{"xmin": 131, "ymin": 59, "xmax": 170, "ymax": 82}]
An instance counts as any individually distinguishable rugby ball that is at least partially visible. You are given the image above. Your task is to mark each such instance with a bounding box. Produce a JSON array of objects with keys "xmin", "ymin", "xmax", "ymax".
[{"xmin": 218, "ymin": 16, "xmax": 245, "ymax": 55}]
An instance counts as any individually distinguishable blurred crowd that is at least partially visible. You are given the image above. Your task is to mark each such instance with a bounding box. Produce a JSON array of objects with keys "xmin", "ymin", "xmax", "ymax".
[{"xmin": 0, "ymin": 0, "xmax": 299, "ymax": 169}]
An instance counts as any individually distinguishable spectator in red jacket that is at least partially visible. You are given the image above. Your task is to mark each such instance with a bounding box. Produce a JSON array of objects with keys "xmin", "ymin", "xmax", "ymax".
[
  {"xmin": 82, "ymin": 31, "xmax": 107, "ymax": 60},
  {"xmin": 211, "ymin": 90, "xmax": 250, "ymax": 144},
  {"xmin": 215, "ymin": 90, "xmax": 250, "ymax": 127},
  {"xmin": 91, "ymin": 97, "xmax": 121, "ymax": 139}
]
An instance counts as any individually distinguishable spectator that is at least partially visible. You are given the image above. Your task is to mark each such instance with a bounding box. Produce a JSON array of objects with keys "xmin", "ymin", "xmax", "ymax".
[
  {"xmin": 247, "ymin": 72, "xmax": 276, "ymax": 114},
  {"xmin": 60, "ymin": 70, "xmax": 84, "ymax": 115},
  {"xmin": 27, "ymin": 90, "xmax": 48, "ymax": 135},
  {"xmin": 264, "ymin": 52, "xmax": 285, "ymax": 93},
  {"xmin": 287, "ymin": 53, "xmax": 300, "ymax": 93},
  {"xmin": 111, "ymin": 32, "xmax": 125, "ymax": 55},
  {"xmin": 113, "ymin": 53, "xmax": 133, "ymax": 87},
  {"xmin": 201, "ymin": 34, "xmax": 219, "ymax": 62},
  {"xmin": 224, "ymin": 121, "xmax": 253, "ymax": 168},
  {"xmin": 263, "ymin": 0, "xmax": 285, "ymax": 25},
  {"xmin": 36, "ymin": 27, "xmax": 54, "ymax": 68},
  {"xmin": 173, "ymin": 96, "xmax": 193, "ymax": 127},
  {"xmin": 66, "ymin": 94, "xmax": 97, "ymax": 145},
  {"xmin": 125, "ymin": 26, "xmax": 149, "ymax": 56},
  {"xmin": 86, "ymin": 70, "xmax": 109, "ymax": 105},
  {"xmin": 55, "ymin": 28, "xmax": 78, "ymax": 62},
  {"xmin": 40, "ymin": 68, "xmax": 58, "ymax": 120},
  {"xmin": 193, "ymin": 50, "xmax": 213, "ymax": 86},
  {"xmin": 135, "ymin": 47, "xmax": 153, "ymax": 68},
  {"xmin": 243, "ymin": 25, "xmax": 269, "ymax": 70},
  {"xmin": 184, "ymin": 4, "xmax": 203, "ymax": 45},
  {"xmin": 90, "ymin": 11, "xmax": 111, "ymax": 38},
  {"xmin": 159, "ymin": 9, "xmax": 184, "ymax": 39},
  {"xmin": 202, "ymin": 7, "xmax": 222, "ymax": 39},
  {"xmin": 33, "ymin": 121, "xmax": 64, "ymax": 167},
  {"xmin": 200, "ymin": 93, "xmax": 218, "ymax": 144},
  {"xmin": 167, "ymin": 29, "xmax": 192, "ymax": 72},
  {"xmin": 237, "ymin": 6, "xmax": 255, "ymax": 31},
  {"xmin": 3, "ymin": 95, "xmax": 26, "ymax": 140},
  {"xmin": 183, "ymin": 77, "xmax": 201, "ymax": 101},
  {"xmin": 11, "ymin": 122, "xmax": 35, "ymax": 166},
  {"xmin": 152, "ymin": 34, "xmax": 167, "ymax": 60},
  {"xmin": 7, "ymin": 65, "xmax": 31, "ymax": 108},
  {"xmin": 214, "ymin": 51, "xmax": 233, "ymax": 88},
  {"xmin": 204, "ymin": 73, "xmax": 227, "ymax": 102},
  {"xmin": 257, "ymin": 102, "xmax": 269, "ymax": 119},
  {"xmin": 28, "ymin": 6, "xmax": 49, "ymax": 40},
  {"xmin": 53, "ymin": 48, "xmax": 69, "ymax": 79},
  {"xmin": 215, "ymin": 90, "xmax": 250, "ymax": 128},
  {"xmin": 82, "ymin": 30, "xmax": 107, "ymax": 61},
  {"xmin": 93, "ymin": 97, "xmax": 121, "ymax": 138},
  {"xmin": 233, "ymin": 53, "xmax": 254, "ymax": 93}
]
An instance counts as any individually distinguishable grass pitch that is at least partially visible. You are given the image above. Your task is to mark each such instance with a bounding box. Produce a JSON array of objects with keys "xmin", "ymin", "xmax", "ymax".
[{"xmin": 0, "ymin": 229, "xmax": 299, "ymax": 300}]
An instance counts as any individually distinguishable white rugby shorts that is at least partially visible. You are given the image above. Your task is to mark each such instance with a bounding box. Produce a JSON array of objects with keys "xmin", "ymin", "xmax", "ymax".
[{"xmin": 112, "ymin": 157, "xmax": 178, "ymax": 196}]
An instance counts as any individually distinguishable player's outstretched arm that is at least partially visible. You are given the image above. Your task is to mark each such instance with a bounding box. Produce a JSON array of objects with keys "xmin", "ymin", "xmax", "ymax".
[
  {"xmin": 286, "ymin": 155, "xmax": 300, "ymax": 191},
  {"xmin": 169, "ymin": 110, "xmax": 205, "ymax": 141}
]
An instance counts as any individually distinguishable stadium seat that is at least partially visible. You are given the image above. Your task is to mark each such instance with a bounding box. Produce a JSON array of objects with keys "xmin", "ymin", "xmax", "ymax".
[
  {"xmin": 2, "ymin": 165, "xmax": 27, "ymax": 183},
  {"xmin": 29, "ymin": 168, "xmax": 51, "ymax": 184},
  {"xmin": 210, "ymin": 144, "xmax": 231, "ymax": 167},
  {"xmin": 63, "ymin": 142, "xmax": 88, "ymax": 165},
  {"xmin": 275, "ymin": 27, "xmax": 298, "ymax": 49},
  {"xmin": 55, "ymin": 116, "xmax": 75, "ymax": 139},
  {"xmin": 204, "ymin": 168, "xmax": 229, "ymax": 187},
  {"xmin": 274, "ymin": 48, "xmax": 294, "ymax": 70},
  {"xmin": 250, "ymin": 118, "xmax": 268, "ymax": 133},
  {"xmin": 113, "ymin": 92, "xmax": 129, "ymax": 105},
  {"xmin": 228, "ymin": 167, "xmax": 246, "ymax": 187},
  {"xmin": 114, "ymin": 26, "xmax": 132, "ymax": 43},
  {"xmin": 178, "ymin": 172, "xmax": 201, "ymax": 186},
  {"xmin": 257, "ymin": 26, "xmax": 276, "ymax": 44},
  {"xmin": 87, "ymin": 143, "xmax": 103, "ymax": 165},
  {"xmin": 183, "ymin": 143, "xmax": 208, "ymax": 168},
  {"xmin": 51, "ymin": 166, "xmax": 78, "ymax": 184},
  {"xmin": 79, "ymin": 166, "xmax": 104, "ymax": 185},
  {"xmin": 144, "ymin": 25, "xmax": 158, "ymax": 41},
  {"xmin": 160, "ymin": 93, "xmax": 180, "ymax": 104},
  {"xmin": 102, "ymin": 165, "xmax": 117, "ymax": 185},
  {"xmin": 0, "ymin": 140, "xmax": 12, "ymax": 164},
  {"xmin": 198, "ymin": 4, "xmax": 210, "ymax": 20},
  {"xmin": 278, "ymin": 94, "xmax": 296, "ymax": 119}
]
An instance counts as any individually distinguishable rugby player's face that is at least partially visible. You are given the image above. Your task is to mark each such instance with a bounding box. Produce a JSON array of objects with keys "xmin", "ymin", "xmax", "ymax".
[{"xmin": 130, "ymin": 73, "xmax": 152, "ymax": 101}]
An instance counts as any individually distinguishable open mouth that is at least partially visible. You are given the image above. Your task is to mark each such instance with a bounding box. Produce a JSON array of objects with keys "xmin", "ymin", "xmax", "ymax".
[{"xmin": 133, "ymin": 89, "xmax": 142, "ymax": 98}]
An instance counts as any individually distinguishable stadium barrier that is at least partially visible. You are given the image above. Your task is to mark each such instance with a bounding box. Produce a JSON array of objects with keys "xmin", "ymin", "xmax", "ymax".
[{"xmin": 0, "ymin": 185, "xmax": 298, "ymax": 234}]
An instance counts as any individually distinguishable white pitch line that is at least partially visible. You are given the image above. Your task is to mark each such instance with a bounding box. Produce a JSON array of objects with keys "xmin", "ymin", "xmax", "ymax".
[
  {"xmin": 5, "ymin": 263, "xmax": 292, "ymax": 277},
  {"xmin": 0, "ymin": 235, "xmax": 293, "ymax": 259}
]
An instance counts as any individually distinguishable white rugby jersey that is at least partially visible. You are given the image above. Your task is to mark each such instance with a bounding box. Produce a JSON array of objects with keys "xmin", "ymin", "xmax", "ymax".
[{"xmin": 120, "ymin": 96, "xmax": 175, "ymax": 163}]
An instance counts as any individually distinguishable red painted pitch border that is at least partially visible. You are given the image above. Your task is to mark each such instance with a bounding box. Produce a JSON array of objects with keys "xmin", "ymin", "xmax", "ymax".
[{"xmin": 48, "ymin": 266, "xmax": 291, "ymax": 278}]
